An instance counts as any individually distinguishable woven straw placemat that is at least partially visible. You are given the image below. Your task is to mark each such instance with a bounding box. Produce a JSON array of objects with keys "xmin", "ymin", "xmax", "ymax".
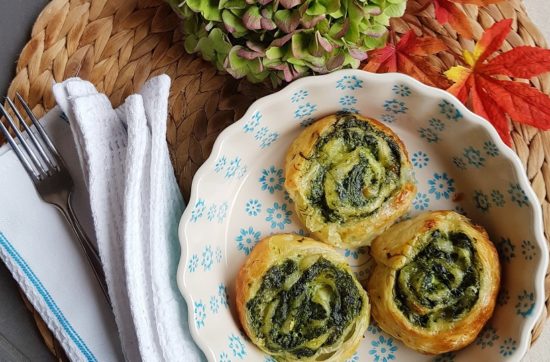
[{"xmin": 3, "ymin": 0, "xmax": 550, "ymax": 358}]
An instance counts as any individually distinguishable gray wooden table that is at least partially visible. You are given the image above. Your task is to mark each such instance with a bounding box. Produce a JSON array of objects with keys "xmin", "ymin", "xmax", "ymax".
[{"xmin": 0, "ymin": 1, "xmax": 55, "ymax": 360}]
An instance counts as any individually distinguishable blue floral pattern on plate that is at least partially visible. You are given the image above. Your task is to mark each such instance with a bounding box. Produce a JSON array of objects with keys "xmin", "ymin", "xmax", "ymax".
[
  {"xmin": 243, "ymin": 111, "xmax": 261, "ymax": 133},
  {"xmin": 464, "ymin": 147, "xmax": 485, "ymax": 168},
  {"xmin": 439, "ymin": 100, "xmax": 462, "ymax": 121},
  {"xmin": 265, "ymin": 202, "xmax": 292, "ymax": 230},
  {"xmin": 491, "ymin": 190, "xmax": 505, "ymax": 207},
  {"xmin": 484, "ymin": 140, "xmax": 499, "ymax": 157},
  {"xmin": 368, "ymin": 322, "xmax": 382, "ymax": 335},
  {"xmin": 369, "ymin": 335, "xmax": 398, "ymax": 362},
  {"xmin": 384, "ymin": 99, "xmax": 408, "ymax": 114},
  {"xmin": 413, "ymin": 193, "xmax": 430, "ymax": 210},
  {"xmin": 218, "ymin": 284, "xmax": 229, "ymax": 308},
  {"xmin": 381, "ymin": 114, "xmax": 396, "ymax": 123},
  {"xmin": 291, "ymin": 90, "xmax": 308, "ymax": 103},
  {"xmin": 190, "ymin": 199, "xmax": 205, "ymax": 222},
  {"xmin": 339, "ymin": 95, "xmax": 357, "ymax": 106},
  {"xmin": 207, "ymin": 204, "xmax": 217, "ymax": 221},
  {"xmin": 418, "ymin": 127, "xmax": 439, "ymax": 143},
  {"xmin": 194, "ymin": 301, "xmax": 206, "ymax": 328},
  {"xmin": 181, "ymin": 72, "xmax": 543, "ymax": 362},
  {"xmin": 498, "ymin": 237, "xmax": 515, "ymax": 263},
  {"xmin": 210, "ymin": 295, "xmax": 220, "ymax": 314},
  {"xmin": 429, "ymin": 118, "xmax": 445, "ymax": 131},
  {"xmin": 428, "ymin": 173, "xmax": 455, "ymax": 200},
  {"xmin": 521, "ymin": 240, "xmax": 536, "ymax": 260},
  {"xmin": 476, "ymin": 325, "xmax": 499, "ymax": 348},
  {"xmin": 235, "ymin": 227, "xmax": 262, "ymax": 255},
  {"xmin": 336, "ymin": 75, "xmax": 363, "ymax": 90},
  {"xmin": 245, "ymin": 199, "xmax": 262, "ymax": 216},
  {"xmin": 515, "ymin": 290, "xmax": 535, "ymax": 317},
  {"xmin": 452, "ymin": 157, "xmax": 466, "ymax": 170},
  {"xmin": 259, "ymin": 166, "xmax": 284, "ymax": 194},
  {"xmin": 473, "ymin": 190, "xmax": 490, "ymax": 213},
  {"xmin": 188, "ymin": 254, "xmax": 199, "ymax": 272},
  {"xmin": 508, "ymin": 183, "xmax": 528, "ymax": 207},
  {"xmin": 294, "ymin": 102, "xmax": 317, "ymax": 119},
  {"xmin": 201, "ymin": 245, "xmax": 213, "ymax": 271},
  {"xmin": 228, "ymin": 334, "xmax": 246, "ymax": 359},
  {"xmin": 412, "ymin": 151, "xmax": 429, "ymax": 169},
  {"xmin": 219, "ymin": 352, "xmax": 231, "ymax": 362},
  {"xmin": 392, "ymin": 84, "xmax": 411, "ymax": 97},
  {"xmin": 498, "ymin": 289, "xmax": 510, "ymax": 306},
  {"xmin": 344, "ymin": 247, "xmax": 366, "ymax": 260},
  {"xmin": 500, "ymin": 338, "xmax": 517, "ymax": 357},
  {"xmin": 242, "ymin": 111, "xmax": 280, "ymax": 149}
]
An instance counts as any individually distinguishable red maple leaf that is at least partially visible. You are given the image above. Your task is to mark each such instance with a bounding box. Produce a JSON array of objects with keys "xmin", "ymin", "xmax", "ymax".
[
  {"xmin": 363, "ymin": 31, "xmax": 450, "ymax": 88},
  {"xmin": 433, "ymin": 0, "xmax": 503, "ymax": 39},
  {"xmin": 445, "ymin": 19, "xmax": 550, "ymax": 145}
]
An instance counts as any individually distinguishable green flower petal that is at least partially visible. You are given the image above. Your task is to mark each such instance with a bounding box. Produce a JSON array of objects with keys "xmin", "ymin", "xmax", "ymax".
[{"xmin": 168, "ymin": 0, "xmax": 407, "ymax": 83}]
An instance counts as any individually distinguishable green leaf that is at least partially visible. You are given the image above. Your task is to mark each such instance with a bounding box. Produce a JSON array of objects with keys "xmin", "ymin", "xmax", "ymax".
[
  {"xmin": 307, "ymin": 2, "xmax": 327, "ymax": 16},
  {"xmin": 364, "ymin": 5, "xmax": 382, "ymax": 15},
  {"xmin": 274, "ymin": 9, "xmax": 300, "ymax": 33},
  {"xmin": 266, "ymin": 46, "xmax": 285, "ymax": 59},
  {"xmin": 218, "ymin": 0, "xmax": 247, "ymax": 9},
  {"xmin": 363, "ymin": 31, "xmax": 388, "ymax": 49},
  {"xmin": 287, "ymin": 57, "xmax": 308, "ymax": 66},
  {"xmin": 321, "ymin": 0, "xmax": 341, "ymax": 14},
  {"xmin": 291, "ymin": 32, "xmax": 307, "ymax": 58},
  {"xmin": 186, "ymin": 0, "xmax": 222, "ymax": 22},
  {"xmin": 184, "ymin": 35, "xmax": 200, "ymax": 53},
  {"xmin": 196, "ymin": 37, "xmax": 216, "ymax": 61},
  {"xmin": 315, "ymin": 18, "xmax": 331, "ymax": 33},
  {"xmin": 364, "ymin": 24, "xmax": 388, "ymax": 37},
  {"xmin": 243, "ymin": 6, "xmax": 262, "ymax": 30},
  {"xmin": 221, "ymin": 10, "xmax": 247, "ymax": 37},
  {"xmin": 172, "ymin": 0, "xmax": 406, "ymax": 83},
  {"xmin": 383, "ymin": 2, "xmax": 406, "ymax": 18},
  {"xmin": 345, "ymin": 2, "xmax": 363, "ymax": 43},
  {"xmin": 210, "ymin": 28, "xmax": 232, "ymax": 55}
]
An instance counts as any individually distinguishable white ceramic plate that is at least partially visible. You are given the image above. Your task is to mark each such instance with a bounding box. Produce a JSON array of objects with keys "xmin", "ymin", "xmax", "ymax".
[{"xmin": 177, "ymin": 70, "xmax": 548, "ymax": 362}]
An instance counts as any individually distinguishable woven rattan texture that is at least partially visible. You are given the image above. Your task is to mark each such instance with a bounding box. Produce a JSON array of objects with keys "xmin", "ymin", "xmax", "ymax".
[{"xmin": 3, "ymin": 0, "xmax": 550, "ymax": 357}]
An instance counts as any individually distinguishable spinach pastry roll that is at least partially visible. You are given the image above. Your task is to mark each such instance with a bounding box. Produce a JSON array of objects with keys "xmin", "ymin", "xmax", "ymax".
[
  {"xmin": 367, "ymin": 211, "xmax": 500, "ymax": 354},
  {"xmin": 285, "ymin": 112, "xmax": 415, "ymax": 248},
  {"xmin": 236, "ymin": 234, "xmax": 370, "ymax": 361}
]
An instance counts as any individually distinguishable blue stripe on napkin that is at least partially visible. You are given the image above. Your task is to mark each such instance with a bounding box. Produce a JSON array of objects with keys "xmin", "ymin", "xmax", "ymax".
[{"xmin": 0, "ymin": 232, "xmax": 97, "ymax": 362}]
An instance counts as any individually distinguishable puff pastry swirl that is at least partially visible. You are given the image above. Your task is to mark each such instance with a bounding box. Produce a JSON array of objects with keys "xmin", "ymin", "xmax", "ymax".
[
  {"xmin": 367, "ymin": 211, "xmax": 500, "ymax": 354},
  {"xmin": 284, "ymin": 112, "xmax": 415, "ymax": 248},
  {"xmin": 236, "ymin": 234, "xmax": 370, "ymax": 361}
]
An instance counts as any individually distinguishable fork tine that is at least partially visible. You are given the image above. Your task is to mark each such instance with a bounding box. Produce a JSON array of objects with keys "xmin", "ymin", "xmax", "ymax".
[
  {"xmin": 5, "ymin": 97, "xmax": 57, "ymax": 171},
  {"xmin": 16, "ymin": 93, "xmax": 62, "ymax": 161},
  {"xmin": 0, "ymin": 119, "xmax": 40, "ymax": 180},
  {"xmin": 0, "ymin": 103, "xmax": 48, "ymax": 176}
]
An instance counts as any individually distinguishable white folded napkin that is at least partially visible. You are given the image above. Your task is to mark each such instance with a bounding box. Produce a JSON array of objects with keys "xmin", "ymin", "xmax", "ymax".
[
  {"xmin": 0, "ymin": 109, "xmax": 123, "ymax": 361},
  {"xmin": 52, "ymin": 75, "xmax": 204, "ymax": 361}
]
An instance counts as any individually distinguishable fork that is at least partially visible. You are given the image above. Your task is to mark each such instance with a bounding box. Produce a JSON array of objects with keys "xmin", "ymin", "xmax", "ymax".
[{"xmin": 0, "ymin": 94, "xmax": 111, "ymax": 305}]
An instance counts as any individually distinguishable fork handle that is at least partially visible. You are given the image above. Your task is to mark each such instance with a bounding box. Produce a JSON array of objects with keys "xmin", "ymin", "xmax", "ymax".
[{"xmin": 57, "ymin": 194, "xmax": 111, "ymax": 306}]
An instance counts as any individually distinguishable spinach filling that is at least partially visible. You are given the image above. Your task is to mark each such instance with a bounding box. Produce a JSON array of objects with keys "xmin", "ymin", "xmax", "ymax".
[
  {"xmin": 306, "ymin": 113, "xmax": 403, "ymax": 223},
  {"xmin": 393, "ymin": 231, "xmax": 481, "ymax": 328},
  {"xmin": 246, "ymin": 257, "xmax": 363, "ymax": 357}
]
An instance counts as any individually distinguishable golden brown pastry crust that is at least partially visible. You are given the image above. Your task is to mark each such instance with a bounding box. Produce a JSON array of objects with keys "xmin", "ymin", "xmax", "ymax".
[
  {"xmin": 284, "ymin": 113, "xmax": 415, "ymax": 248},
  {"xmin": 236, "ymin": 234, "xmax": 370, "ymax": 361},
  {"xmin": 367, "ymin": 211, "xmax": 500, "ymax": 355}
]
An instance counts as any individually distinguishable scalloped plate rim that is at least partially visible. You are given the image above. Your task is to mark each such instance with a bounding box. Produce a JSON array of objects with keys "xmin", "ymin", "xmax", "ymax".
[{"xmin": 176, "ymin": 69, "xmax": 548, "ymax": 361}]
